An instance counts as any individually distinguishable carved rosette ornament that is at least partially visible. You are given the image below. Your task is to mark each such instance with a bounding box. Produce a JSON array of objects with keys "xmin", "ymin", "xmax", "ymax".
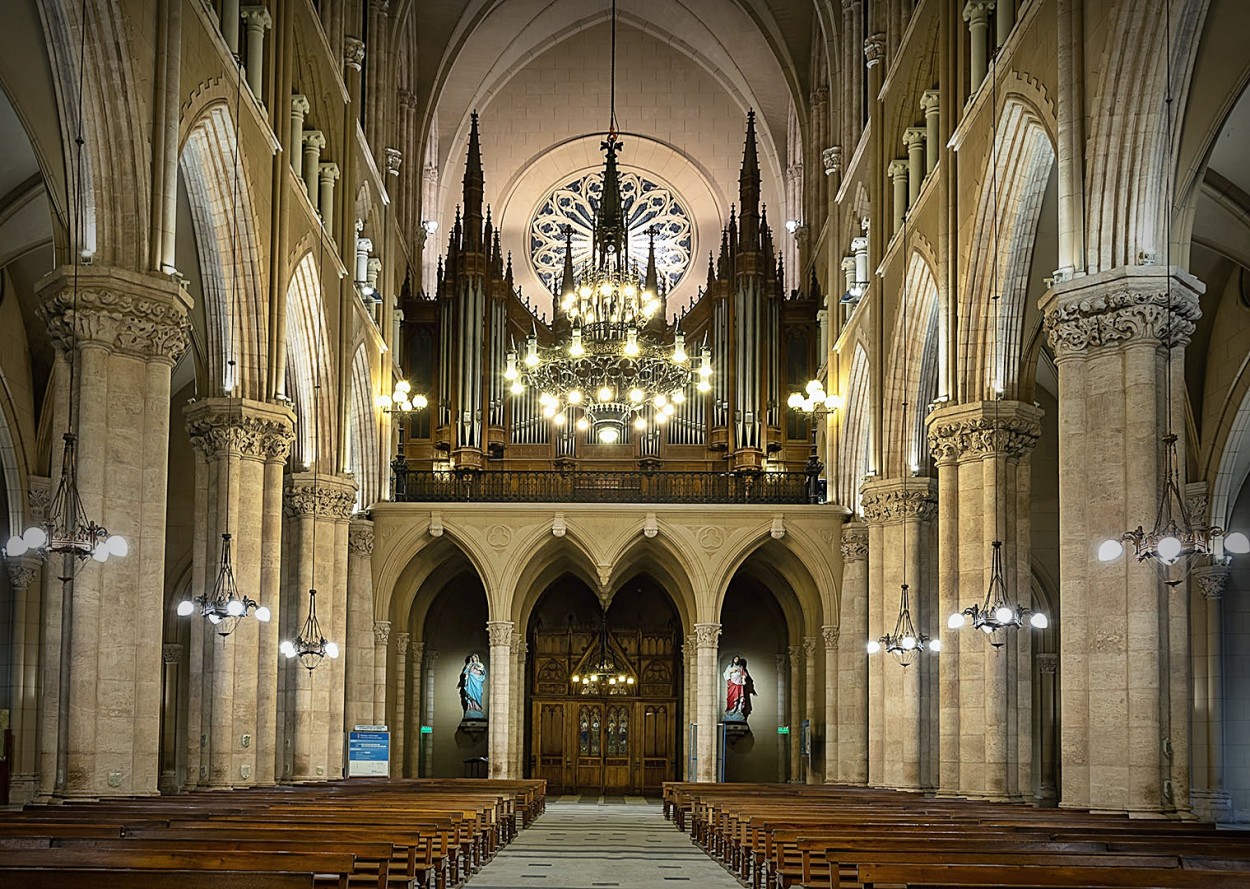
[
  {"xmin": 1044, "ymin": 271, "xmax": 1203, "ymax": 359},
  {"xmin": 693, "ymin": 622, "xmax": 722, "ymax": 648},
  {"xmin": 822, "ymin": 625, "xmax": 840, "ymax": 651},
  {"xmin": 283, "ymin": 475, "xmax": 358, "ymax": 520},
  {"xmin": 348, "ymin": 524, "xmax": 375, "ymax": 556},
  {"xmin": 486, "ymin": 620, "xmax": 514, "ymax": 648},
  {"xmin": 926, "ymin": 401, "xmax": 1044, "ymax": 464},
  {"xmin": 860, "ymin": 478, "xmax": 938, "ymax": 525},
  {"xmin": 37, "ymin": 267, "xmax": 191, "ymax": 365},
  {"xmin": 185, "ymin": 399, "xmax": 296, "ymax": 462},
  {"xmin": 373, "ymin": 620, "xmax": 391, "ymax": 645},
  {"xmin": 840, "ymin": 523, "xmax": 869, "ymax": 562}
]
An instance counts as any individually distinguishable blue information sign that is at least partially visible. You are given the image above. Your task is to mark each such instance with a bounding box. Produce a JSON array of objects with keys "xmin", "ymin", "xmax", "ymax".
[{"xmin": 347, "ymin": 728, "xmax": 390, "ymax": 777}]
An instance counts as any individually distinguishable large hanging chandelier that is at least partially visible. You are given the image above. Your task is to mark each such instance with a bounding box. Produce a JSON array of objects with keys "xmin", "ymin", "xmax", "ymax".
[
  {"xmin": 177, "ymin": 533, "xmax": 270, "ymax": 636},
  {"xmin": 571, "ymin": 610, "xmax": 635, "ymax": 694},
  {"xmin": 867, "ymin": 583, "xmax": 936, "ymax": 667},
  {"xmin": 281, "ymin": 588, "xmax": 339, "ymax": 671}
]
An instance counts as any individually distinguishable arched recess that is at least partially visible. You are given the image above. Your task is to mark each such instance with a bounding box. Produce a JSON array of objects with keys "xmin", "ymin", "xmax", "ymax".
[
  {"xmin": 883, "ymin": 252, "xmax": 940, "ymax": 474},
  {"xmin": 346, "ymin": 341, "xmax": 379, "ymax": 512},
  {"xmin": 506, "ymin": 531, "xmax": 610, "ymax": 631},
  {"xmin": 838, "ymin": 341, "xmax": 872, "ymax": 513},
  {"xmin": 958, "ymin": 98, "xmax": 1056, "ymax": 402},
  {"xmin": 179, "ymin": 105, "xmax": 267, "ymax": 400},
  {"xmin": 284, "ymin": 252, "xmax": 336, "ymax": 469},
  {"xmin": 717, "ymin": 539, "xmax": 816, "ymax": 783}
]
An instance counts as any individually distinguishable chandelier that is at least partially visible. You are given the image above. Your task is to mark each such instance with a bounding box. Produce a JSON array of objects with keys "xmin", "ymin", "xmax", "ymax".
[
  {"xmin": 571, "ymin": 611, "xmax": 635, "ymax": 694},
  {"xmin": 280, "ymin": 587, "xmax": 339, "ymax": 671},
  {"xmin": 949, "ymin": 540, "xmax": 1047, "ymax": 646},
  {"xmin": 1099, "ymin": 433, "xmax": 1249, "ymax": 582},
  {"xmin": 788, "ymin": 378, "xmax": 844, "ymax": 503},
  {"xmin": 177, "ymin": 533, "xmax": 270, "ymax": 636},
  {"xmin": 867, "ymin": 583, "xmax": 936, "ymax": 667}
]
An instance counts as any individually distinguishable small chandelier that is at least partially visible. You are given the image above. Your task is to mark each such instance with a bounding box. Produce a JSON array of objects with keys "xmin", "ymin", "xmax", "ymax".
[
  {"xmin": 4, "ymin": 432, "xmax": 127, "ymax": 563},
  {"xmin": 949, "ymin": 540, "xmax": 1047, "ymax": 646},
  {"xmin": 280, "ymin": 587, "xmax": 340, "ymax": 671},
  {"xmin": 571, "ymin": 611, "xmax": 634, "ymax": 694},
  {"xmin": 868, "ymin": 584, "xmax": 937, "ymax": 667},
  {"xmin": 1099, "ymin": 434, "xmax": 1248, "ymax": 581},
  {"xmin": 177, "ymin": 533, "xmax": 269, "ymax": 636}
]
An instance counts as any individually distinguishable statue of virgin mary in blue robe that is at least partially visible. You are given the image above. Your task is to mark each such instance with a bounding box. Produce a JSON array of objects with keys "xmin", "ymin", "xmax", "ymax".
[{"xmin": 458, "ymin": 653, "xmax": 486, "ymax": 720}]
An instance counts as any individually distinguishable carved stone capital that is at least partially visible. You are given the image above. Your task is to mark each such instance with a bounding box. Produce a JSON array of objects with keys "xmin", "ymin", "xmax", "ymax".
[
  {"xmin": 162, "ymin": 643, "xmax": 183, "ymax": 664},
  {"xmin": 398, "ymin": 89, "xmax": 418, "ymax": 111},
  {"xmin": 185, "ymin": 398, "xmax": 295, "ymax": 462},
  {"xmin": 302, "ymin": 130, "xmax": 327, "ymax": 152},
  {"xmin": 920, "ymin": 89, "xmax": 941, "ymax": 115},
  {"xmin": 240, "ymin": 6, "xmax": 273, "ymax": 31},
  {"xmin": 863, "ymin": 33, "xmax": 885, "ymax": 67},
  {"xmin": 27, "ymin": 476, "xmax": 51, "ymax": 524},
  {"xmin": 6, "ymin": 558, "xmax": 39, "ymax": 592},
  {"xmin": 888, "ymin": 159, "xmax": 909, "ymax": 180},
  {"xmin": 840, "ymin": 522, "xmax": 869, "ymax": 562},
  {"xmin": 1037, "ymin": 653, "xmax": 1058, "ymax": 675},
  {"xmin": 926, "ymin": 400, "xmax": 1044, "ymax": 463},
  {"xmin": 962, "ymin": 0, "xmax": 995, "ymax": 25},
  {"xmin": 343, "ymin": 37, "xmax": 365, "ymax": 71},
  {"xmin": 395, "ymin": 631, "xmax": 409, "ymax": 656},
  {"xmin": 385, "ymin": 148, "xmax": 403, "ymax": 176},
  {"xmin": 318, "ymin": 162, "xmax": 341, "ymax": 184},
  {"xmin": 903, "ymin": 127, "xmax": 927, "ymax": 149},
  {"xmin": 693, "ymin": 622, "xmax": 722, "ymax": 648},
  {"xmin": 486, "ymin": 620, "xmax": 514, "ymax": 648},
  {"xmin": 290, "ymin": 94, "xmax": 311, "ymax": 117},
  {"xmin": 283, "ymin": 473, "xmax": 358, "ymax": 520},
  {"xmin": 37, "ymin": 266, "xmax": 191, "ymax": 365},
  {"xmin": 822, "ymin": 146, "xmax": 841, "ymax": 176},
  {"xmin": 373, "ymin": 620, "xmax": 391, "ymax": 645},
  {"xmin": 409, "ymin": 640, "xmax": 424, "ymax": 663},
  {"xmin": 1185, "ymin": 482, "xmax": 1210, "ymax": 527},
  {"xmin": 1193, "ymin": 564, "xmax": 1230, "ymax": 601},
  {"xmin": 802, "ymin": 636, "xmax": 819, "ymax": 659},
  {"xmin": 860, "ymin": 477, "xmax": 938, "ymax": 525},
  {"xmin": 1043, "ymin": 267, "xmax": 1204, "ymax": 359},
  {"xmin": 348, "ymin": 521, "xmax": 375, "ymax": 555},
  {"xmin": 822, "ymin": 625, "xmax": 840, "ymax": 651}
]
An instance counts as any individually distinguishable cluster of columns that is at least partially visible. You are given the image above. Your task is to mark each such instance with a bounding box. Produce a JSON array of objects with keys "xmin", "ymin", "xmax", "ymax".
[
  {"xmin": 218, "ymin": 3, "xmax": 273, "ymax": 98},
  {"xmin": 289, "ymin": 97, "xmax": 340, "ymax": 234},
  {"xmin": 889, "ymin": 91, "xmax": 941, "ymax": 236},
  {"xmin": 964, "ymin": 0, "xmax": 1017, "ymax": 89}
]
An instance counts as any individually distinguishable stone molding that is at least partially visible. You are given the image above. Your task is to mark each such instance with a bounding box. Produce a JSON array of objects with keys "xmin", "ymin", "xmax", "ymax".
[
  {"xmin": 373, "ymin": 620, "xmax": 391, "ymax": 645},
  {"xmin": 37, "ymin": 266, "xmax": 191, "ymax": 365},
  {"xmin": 1043, "ymin": 267, "xmax": 1204, "ymax": 359},
  {"xmin": 185, "ymin": 398, "xmax": 295, "ymax": 462},
  {"xmin": 822, "ymin": 625, "xmax": 840, "ymax": 651},
  {"xmin": 926, "ymin": 400, "xmax": 1044, "ymax": 463},
  {"xmin": 1192, "ymin": 564, "xmax": 1230, "ymax": 601},
  {"xmin": 486, "ymin": 620, "xmax": 514, "ymax": 647},
  {"xmin": 283, "ymin": 473, "xmax": 357, "ymax": 520},
  {"xmin": 860, "ymin": 477, "xmax": 938, "ymax": 525},
  {"xmin": 840, "ymin": 522, "xmax": 869, "ymax": 562},
  {"xmin": 693, "ymin": 622, "xmax": 722, "ymax": 648},
  {"xmin": 348, "ymin": 522, "xmax": 375, "ymax": 555}
]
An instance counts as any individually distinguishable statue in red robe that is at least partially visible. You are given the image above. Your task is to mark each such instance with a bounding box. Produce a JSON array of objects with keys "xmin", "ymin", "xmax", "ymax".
[{"xmin": 723, "ymin": 656, "xmax": 755, "ymax": 721}]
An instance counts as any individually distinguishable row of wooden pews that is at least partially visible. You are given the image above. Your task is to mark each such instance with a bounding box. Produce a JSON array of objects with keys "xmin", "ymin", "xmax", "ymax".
[
  {"xmin": 663, "ymin": 782, "xmax": 1250, "ymax": 888},
  {"xmin": 0, "ymin": 777, "xmax": 545, "ymax": 889}
]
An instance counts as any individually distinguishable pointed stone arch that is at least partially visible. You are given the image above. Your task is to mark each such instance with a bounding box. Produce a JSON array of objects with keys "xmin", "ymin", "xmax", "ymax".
[
  {"xmin": 346, "ymin": 341, "xmax": 379, "ymax": 512},
  {"xmin": 884, "ymin": 250, "xmax": 940, "ymax": 474},
  {"xmin": 839, "ymin": 342, "xmax": 872, "ymax": 513},
  {"xmin": 284, "ymin": 251, "xmax": 336, "ymax": 469}
]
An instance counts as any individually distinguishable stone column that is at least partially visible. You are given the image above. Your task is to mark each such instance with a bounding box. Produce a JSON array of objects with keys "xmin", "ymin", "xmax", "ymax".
[
  {"xmin": 789, "ymin": 644, "xmax": 803, "ymax": 779},
  {"xmin": 302, "ymin": 132, "xmax": 325, "ymax": 211},
  {"xmin": 345, "ymin": 521, "xmax": 375, "ymax": 734},
  {"xmin": 1043, "ymin": 267, "xmax": 1203, "ymax": 815},
  {"xmin": 904, "ymin": 128, "xmax": 927, "ymax": 204},
  {"xmin": 821, "ymin": 627, "xmax": 839, "ymax": 783},
  {"xmin": 281, "ymin": 473, "xmax": 356, "ymax": 782},
  {"xmin": 996, "ymin": 0, "xmax": 1016, "ymax": 46},
  {"xmin": 683, "ymin": 634, "xmax": 696, "ymax": 779},
  {"xmin": 185, "ymin": 398, "xmax": 293, "ymax": 789},
  {"xmin": 889, "ymin": 161, "xmax": 909, "ymax": 235},
  {"xmin": 920, "ymin": 90, "xmax": 941, "ymax": 175},
  {"xmin": 853, "ymin": 232, "xmax": 869, "ymax": 295},
  {"xmin": 159, "ymin": 644, "xmax": 182, "ymax": 794},
  {"xmin": 421, "ymin": 650, "xmax": 439, "ymax": 776},
  {"xmin": 928, "ymin": 400, "xmax": 1043, "ymax": 800},
  {"xmin": 776, "ymin": 652, "xmax": 789, "ymax": 782},
  {"xmin": 221, "ymin": 0, "xmax": 240, "ymax": 55},
  {"xmin": 318, "ymin": 162, "xmax": 340, "ymax": 236},
  {"xmin": 486, "ymin": 621, "xmax": 514, "ymax": 778},
  {"xmin": 837, "ymin": 523, "xmax": 869, "ymax": 783},
  {"xmin": 289, "ymin": 95, "xmax": 310, "ymax": 181},
  {"xmin": 510, "ymin": 638, "xmax": 527, "ymax": 777},
  {"xmin": 1037, "ymin": 653, "xmax": 1059, "ymax": 802},
  {"xmin": 393, "ymin": 632, "xmax": 408, "ymax": 775},
  {"xmin": 36, "ymin": 266, "xmax": 189, "ymax": 798},
  {"xmin": 257, "ymin": 423, "xmax": 292, "ymax": 785},
  {"xmin": 1192, "ymin": 565, "xmax": 1232, "ymax": 821},
  {"xmin": 407, "ymin": 640, "xmax": 424, "ymax": 778},
  {"xmin": 693, "ymin": 622, "xmax": 721, "ymax": 782},
  {"xmin": 964, "ymin": 1, "xmax": 995, "ymax": 90},
  {"xmin": 862, "ymin": 478, "xmax": 938, "ymax": 791},
  {"xmin": 371, "ymin": 621, "xmax": 390, "ymax": 726},
  {"xmin": 5, "ymin": 556, "xmax": 40, "ymax": 803},
  {"xmin": 240, "ymin": 7, "xmax": 272, "ymax": 99}
]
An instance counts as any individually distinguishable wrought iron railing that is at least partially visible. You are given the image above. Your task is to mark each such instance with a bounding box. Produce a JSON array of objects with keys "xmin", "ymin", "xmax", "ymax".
[{"xmin": 390, "ymin": 468, "xmax": 821, "ymax": 504}]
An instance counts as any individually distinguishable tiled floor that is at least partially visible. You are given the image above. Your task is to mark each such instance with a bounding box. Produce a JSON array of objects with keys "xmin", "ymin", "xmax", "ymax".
[{"xmin": 464, "ymin": 798, "xmax": 739, "ymax": 888}]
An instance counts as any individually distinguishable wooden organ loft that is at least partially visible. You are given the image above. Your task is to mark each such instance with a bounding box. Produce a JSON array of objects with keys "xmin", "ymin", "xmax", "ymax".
[{"xmin": 394, "ymin": 113, "xmax": 820, "ymax": 500}]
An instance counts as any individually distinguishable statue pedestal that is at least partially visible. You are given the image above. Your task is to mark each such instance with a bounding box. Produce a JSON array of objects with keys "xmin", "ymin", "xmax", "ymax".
[
  {"xmin": 458, "ymin": 715, "xmax": 488, "ymax": 737},
  {"xmin": 723, "ymin": 714, "xmax": 752, "ymax": 740}
]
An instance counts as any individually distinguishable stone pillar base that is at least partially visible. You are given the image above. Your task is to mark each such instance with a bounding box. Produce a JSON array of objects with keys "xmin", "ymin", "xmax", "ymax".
[{"xmin": 1189, "ymin": 789, "xmax": 1233, "ymax": 824}]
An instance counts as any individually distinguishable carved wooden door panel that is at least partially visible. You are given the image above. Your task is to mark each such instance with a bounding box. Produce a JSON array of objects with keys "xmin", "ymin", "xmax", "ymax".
[
  {"xmin": 534, "ymin": 702, "xmax": 567, "ymax": 794},
  {"xmin": 641, "ymin": 703, "xmax": 673, "ymax": 792},
  {"xmin": 574, "ymin": 704, "xmax": 603, "ymax": 791},
  {"xmin": 602, "ymin": 705, "xmax": 631, "ymax": 792}
]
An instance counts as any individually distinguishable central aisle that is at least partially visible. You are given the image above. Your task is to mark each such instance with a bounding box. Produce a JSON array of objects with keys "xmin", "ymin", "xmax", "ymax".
[{"xmin": 465, "ymin": 797, "xmax": 740, "ymax": 888}]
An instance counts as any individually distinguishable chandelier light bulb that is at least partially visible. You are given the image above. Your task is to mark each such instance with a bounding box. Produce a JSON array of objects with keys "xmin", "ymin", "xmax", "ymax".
[
  {"xmin": 542, "ymin": 404, "xmax": 557, "ymax": 419},
  {"xmin": 227, "ymin": 598, "xmax": 245, "ymax": 617},
  {"xmin": 1029, "ymin": 612, "xmax": 1049, "ymax": 629},
  {"xmin": 26, "ymin": 526, "xmax": 48, "ymax": 548},
  {"xmin": 806, "ymin": 379, "xmax": 823, "ymax": 396},
  {"xmin": 177, "ymin": 600, "xmax": 194, "ymax": 617},
  {"xmin": 981, "ymin": 624, "xmax": 995, "ymax": 634},
  {"xmin": 401, "ymin": 399, "xmax": 413, "ymax": 411},
  {"xmin": 995, "ymin": 605, "xmax": 1014, "ymax": 624},
  {"xmin": 633, "ymin": 417, "xmax": 647, "ymax": 431},
  {"xmin": 671, "ymin": 390, "xmax": 685, "ymax": 405},
  {"xmin": 569, "ymin": 341, "xmax": 585, "ymax": 358},
  {"xmin": 826, "ymin": 394, "xmax": 845, "ymax": 410},
  {"xmin": 5, "ymin": 534, "xmax": 28, "ymax": 556},
  {"xmin": 255, "ymin": 606, "xmax": 271, "ymax": 622},
  {"xmin": 628, "ymin": 388, "xmax": 644, "ymax": 403},
  {"xmin": 598, "ymin": 386, "xmax": 614, "ymax": 402},
  {"xmin": 504, "ymin": 366, "xmax": 518, "ymax": 381},
  {"xmin": 280, "ymin": 640, "xmax": 296, "ymax": 658},
  {"xmin": 1098, "ymin": 538, "xmax": 1124, "ymax": 562},
  {"xmin": 599, "ymin": 427, "xmax": 619, "ymax": 444},
  {"xmin": 510, "ymin": 381, "xmax": 524, "ymax": 395},
  {"xmin": 579, "ymin": 285, "xmax": 591, "ymax": 298},
  {"xmin": 567, "ymin": 389, "xmax": 583, "ymax": 405},
  {"xmin": 92, "ymin": 546, "xmax": 109, "ymax": 563},
  {"xmin": 325, "ymin": 642, "xmax": 340, "ymax": 659},
  {"xmin": 697, "ymin": 379, "xmax": 711, "ymax": 393},
  {"xmin": 208, "ymin": 613, "xmax": 221, "ymax": 625},
  {"xmin": 653, "ymin": 394, "xmax": 667, "ymax": 408},
  {"xmin": 929, "ymin": 639, "xmax": 942, "ymax": 653},
  {"xmin": 866, "ymin": 640, "xmax": 881, "ymax": 655},
  {"xmin": 787, "ymin": 392, "xmax": 804, "ymax": 409},
  {"xmin": 948, "ymin": 612, "xmax": 966, "ymax": 629},
  {"xmin": 396, "ymin": 380, "xmax": 411, "ymax": 394},
  {"xmin": 1157, "ymin": 535, "xmax": 1183, "ymax": 562},
  {"xmin": 1225, "ymin": 531, "xmax": 1250, "ymax": 554},
  {"xmin": 598, "ymin": 281, "xmax": 613, "ymax": 297},
  {"xmin": 654, "ymin": 411, "xmax": 668, "ymax": 424},
  {"xmin": 575, "ymin": 417, "xmax": 589, "ymax": 431},
  {"xmin": 662, "ymin": 403, "xmax": 675, "ymax": 416},
  {"xmin": 553, "ymin": 413, "xmax": 567, "ymax": 427},
  {"xmin": 374, "ymin": 394, "xmax": 391, "ymax": 409},
  {"xmin": 901, "ymin": 635, "xmax": 917, "ymax": 650},
  {"xmin": 623, "ymin": 284, "xmax": 636, "ymax": 298}
]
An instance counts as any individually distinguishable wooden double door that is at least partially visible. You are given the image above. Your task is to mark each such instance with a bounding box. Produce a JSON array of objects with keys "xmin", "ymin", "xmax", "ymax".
[{"xmin": 532, "ymin": 698, "xmax": 676, "ymax": 795}]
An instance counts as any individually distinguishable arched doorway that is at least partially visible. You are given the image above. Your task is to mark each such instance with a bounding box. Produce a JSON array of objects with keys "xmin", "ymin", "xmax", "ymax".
[{"xmin": 525, "ymin": 574, "xmax": 682, "ymax": 795}]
